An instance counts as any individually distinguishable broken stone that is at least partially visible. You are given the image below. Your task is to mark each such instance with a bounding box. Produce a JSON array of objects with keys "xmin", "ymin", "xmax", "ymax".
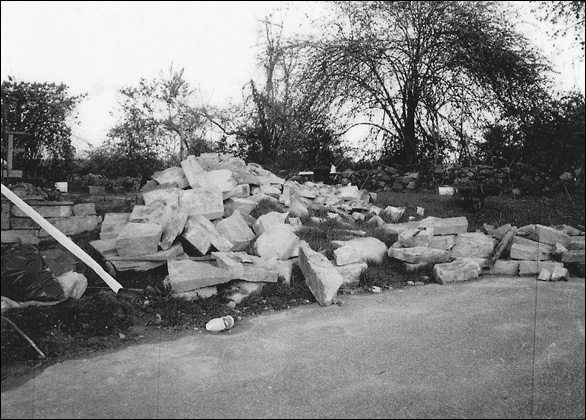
[
  {"xmin": 416, "ymin": 206, "xmax": 425, "ymax": 217},
  {"xmin": 450, "ymin": 233, "xmax": 497, "ymax": 259},
  {"xmin": 510, "ymin": 241, "xmax": 553, "ymax": 261},
  {"xmin": 418, "ymin": 216, "xmax": 468, "ymax": 235},
  {"xmin": 56, "ymin": 271, "xmax": 88, "ymax": 299},
  {"xmin": 151, "ymin": 166, "xmax": 189, "ymax": 189},
  {"xmin": 569, "ymin": 236, "xmax": 585, "ymax": 250},
  {"xmin": 260, "ymin": 184, "xmax": 281, "ymax": 198},
  {"xmin": 224, "ymin": 197, "xmax": 258, "ymax": 217},
  {"xmin": 252, "ymin": 211, "xmax": 289, "ymax": 236},
  {"xmin": 334, "ymin": 246, "xmax": 362, "ymax": 266},
  {"xmin": 179, "ymin": 188, "xmax": 224, "ymax": 220},
  {"xmin": 389, "ymin": 246, "xmax": 450, "ymax": 264},
  {"xmin": 335, "ymin": 261, "xmax": 368, "ymax": 285},
  {"xmin": 298, "ymin": 244, "xmax": 344, "ymax": 306},
  {"xmin": 279, "ymin": 185, "xmax": 291, "ymax": 206},
  {"xmin": 518, "ymin": 260, "xmax": 564, "ymax": 276},
  {"xmin": 550, "ymin": 265, "xmax": 569, "ymax": 281},
  {"xmin": 338, "ymin": 185, "xmax": 361, "ymax": 201},
  {"xmin": 159, "ymin": 209, "xmax": 189, "ymax": 251},
  {"xmin": 537, "ymin": 268, "xmax": 552, "ymax": 281},
  {"xmin": 224, "ymin": 280, "xmax": 266, "ymax": 304},
  {"xmin": 215, "ymin": 210, "xmax": 255, "ymax": 251},
  {"xmin": 352, "ymin": 212, "xmax": 365, "ymax": 221},
  {"xmin": 532, "ymin": 224, "xmax": 571, "ymax": 248},
  {"xmin": 1, "ymin": 230, "xmax": 40, "ymax": 245},
  {"xmin": 384, "ymin": 206, "xmax": 405, "ymax": 222},
  {"xmin": 367, "ymin": 215, "xmax": 386, "ymax": 228},
  {"xmin": 100, "ymin": 213, "xmax": 131, "ymax": 240},
  {"xmin": 482, "ymin": 260, "xmax": 521, "ymax": 276},
  {"xmin": 183, "ymin": 215, "xmax": 233, "ymax": 255},
  {"xmin": 180, "ymin": 155, "xmax": 205, "ymax": 187},
  {"xmin": 433, "ymin": 258, "xmax": 482, "ymax": 284},
  {"xmin": 116, "ymin": 223, "xmax": 163, "ymax": 257},
  {"xmin": 398, "ymin": 227, "xmax": 434, "ymax": 248},
  {"xmin": 254, "ymin": 224, "xmax": 300, "ymax": 260},
  {"xmin": 167, "ymin": 260, "xmax": 231, "ymax": 292},
  {"xmin": 142, "ymin": 187, "xmax": 181, "ymax": 208},
  {"xmin": 382, "ymin": 221, "xmax": 421, "ymax": 235},
  {"xmin": 288, "ymin": 195, "xmax": 309, "ymax": 218},
  {"xmin": 331, "ymin": 237, "xmax": 387, "ymax": 264},
  {"xmin": 38, "ymin": 215, "xmax": 102, "ymax": 238},
  {"xmin": 403, "ymin": 261, "xmax": 435, "ymax": 272},
  {"xmin": 554, "ymin": 224, "xmax": 583, "ymax": 236}
]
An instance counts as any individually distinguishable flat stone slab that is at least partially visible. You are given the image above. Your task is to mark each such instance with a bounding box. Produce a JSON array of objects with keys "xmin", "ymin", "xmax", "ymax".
[
  {"xmin": 167, "ymin": 260, "xmax": 232, "ymax": 292},
  {"xmin": 429, "ymin": 235, "xmax": 456, "ymax": 250},
  {"xmin": 1, "ymin": 229, "xmax": 40, "ymax": 245},
  {"xmin": 100, "ymin": 213, "xmax": 131, "ymax": 240},
  {"xmin": 39, "ymin": 215, "xmax": 102, "ymax": 238},
  {"xmin": 254, "ymin": 224, "xmax": 300, "ymax": 260},
  {"xmin": 116, "ymin": 223, "xmax": 163, "ymax": 257},
  {"xmin": 151, "ymin": 166, "xmax": 189, "ymax": 189},
  {"xmin": 182, "ymin": 215, "xmax": 233, "ymax": 255},
  {"xmin": 298, "ymin": 245, "xmax": 344, "ymax": 306},
  {"xmin": 336, "ymin": 261, "xmax": 368, "ymax": 285},
  {"xmin": 518, "ymin": 260, "xmax": 565, "ymax": 276},
  {"xmin": 510, "ymin": 242, "xmax": 553, "ymax": 261},
  {"xmin": 12, "ymin": 204, "xmax": 72, "ymax": 218},
  {"xmin": 215, "ymin": 211, "xmax": 256, "ymax": 251},
  {"xmin": 389, "ymin": 246, "xmax": 449, "ymax": 264},
  {"xmin": 451, "ymin": 233, "xmax": 496, "ymax": 259},
  {"xmin": 434, "ymin": 258, "xmax": 482, "ymax": 284},
  {"xmin": 179, "ymin": 188, "xmax": 224, "ymax": 220},
  {"xmin": 569, "ymin": 236, "xmax": 585, "ymax": 250},
  {"xmin": 562, "ymin": 249, "xmax": 585, "ymax": 263},
  {"xmin": 398, "ymin": 227, "xmax": 434, "ymax": 248},
  {"xmin": 332, "ymin": 237, "xmax": 388, "ymax": 264},
  {"xmin": 532, "ymin": 224, "xmax": 571, "ymax": 248},
  {"xmin": 418, "ymin": 216, "xmax": 469, "ymax": 236},
  {"xmin": 142, "ymin": 187, "xmax": 181, "ymax": 208},
  {"xmin": 481, "ymin": 260, "xmax": 521, "ymax": 276},
  {"xmin": 72, "ymin": 203, "xmax": 97, "ymax": 216}
]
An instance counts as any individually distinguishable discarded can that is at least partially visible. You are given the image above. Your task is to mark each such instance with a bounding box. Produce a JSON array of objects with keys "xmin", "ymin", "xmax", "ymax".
[{"xmin": 205, "ymin": 315, "xmax": 235, "ymax": 332}]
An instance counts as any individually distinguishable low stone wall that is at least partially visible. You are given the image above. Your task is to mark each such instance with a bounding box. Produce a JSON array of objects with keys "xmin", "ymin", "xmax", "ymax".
[{"xmin": 1, "ymin": 199, "xmax": 102, "ymax": 246}]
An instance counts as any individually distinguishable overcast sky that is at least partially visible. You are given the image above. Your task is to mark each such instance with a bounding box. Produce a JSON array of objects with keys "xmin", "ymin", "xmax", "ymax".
[{"xmin": 1, "ymin": 1, "xmax": 584, "ymax": 152}]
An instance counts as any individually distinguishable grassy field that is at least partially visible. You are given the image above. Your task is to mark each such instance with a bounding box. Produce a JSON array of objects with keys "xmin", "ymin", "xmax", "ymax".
[{"xmin": 1, "ymin": 189, "xmax": 584, "ymax": 389}]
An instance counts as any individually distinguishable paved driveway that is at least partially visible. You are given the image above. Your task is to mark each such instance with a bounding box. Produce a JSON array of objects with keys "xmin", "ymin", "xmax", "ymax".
[{"xmin": 2, "ymin": 276, "xmax": 584, "ymax": 419}]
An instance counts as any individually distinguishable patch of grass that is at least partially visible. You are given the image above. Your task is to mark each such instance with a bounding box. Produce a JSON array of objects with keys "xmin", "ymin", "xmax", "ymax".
[
  {"xmin": 359, "ymin": 256, "xmax": 433, "ymax": 289},
  {"xmin": 250, "ymin": 198, "xmax": 286, "ymax": 219}
]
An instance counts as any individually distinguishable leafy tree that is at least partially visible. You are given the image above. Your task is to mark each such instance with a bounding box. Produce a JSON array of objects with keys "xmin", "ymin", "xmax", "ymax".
[
  {"xmin": 1, "ymin": 77, "xmax": 85, "ymax": 179},
  {"xmin": 299, "ymin": 1, "xmax": 549, "ymax": 168},
  {"xmin": 533, "ymin": 0, "xmax": 585, "ymax": 51}
]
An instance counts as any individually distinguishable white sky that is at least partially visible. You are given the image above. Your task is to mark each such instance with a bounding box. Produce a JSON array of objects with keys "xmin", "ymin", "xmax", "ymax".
[{"xmin": 1, "ymin": 1, "xmax": 584, "ymax": 152}]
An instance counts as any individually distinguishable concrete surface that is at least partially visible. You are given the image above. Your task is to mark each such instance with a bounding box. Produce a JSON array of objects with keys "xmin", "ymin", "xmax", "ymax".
[{"xmin": 2, "ymin": 276, "xmax": 584, "ymax": 419}]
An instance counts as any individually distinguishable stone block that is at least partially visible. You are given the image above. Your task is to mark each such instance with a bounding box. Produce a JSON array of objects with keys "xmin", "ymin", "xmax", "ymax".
[
  {"xmin": 533, "ymin": 224, "xmax": 571, "ymax": 248},
  {"xmin": 367, "ymin": 215, "xmax": 386, "ymax": 228},
  {"xmin": 298, "ymin": 245, "xmax": 344, "ymax": 306},
  {"xmin": 215, "ymin": 210, "xmax": 256, "ymax": 251},
  {"xmin": 129, "ymin": 204, "xmax": 156, "ymax": 221},
  {"xmin": 180, "ymin": 155, "xmax": 205, "ymax": 187},
  {"xmin": 389, "ymin": 246, "xmax": 450, "ymax": 264},
  {"xmin": 167, "ymin": 260, "xmax": 232, "ymax": 292},
  {"xmin": 159, "ymin": 209, "xmax": 189, "ymax": 251},
  {"xmin": 116, "ymin": 223, "xmax": 163, "ymax": 257},
  {"xmin": 9, "ymin": 217, "xmax": 39, "ymax": 229},
  {"xmin": 569, "ymin": 236, "xmax": 585, "ymax": 250},
  {"xmin": 537, "ymin": 269, "xmax": 552, "ymax": 281},
  {"xmin": 433, "ymin": 258, "xmax": 482, "ymax": 284},
  {"xmin": 182, "ymin": 215, "xmax": 233, "ymax": 255},
  {"xmin": 39, "ymin": 215, "xmax": 102, "ymax": 238},
  {"xmin": 179, "ymin": 188, "xmax": 224, "ymax": 220},
  {"xmin": 383, "ymin": 206, "xmax": 405, "ymax": 222},
  {"xmin": 429, "ymin": 235, "xmax": 456, "ymax": 250},
  {"xmin": 288, "ymin": 195, "xmax": 309, "ymax": 218},
  {"xmin": 382, "ymin": 221, "xmax": 420, "ymax": 235},
  {"xmin": 550, "ymin": 265, "xmax": 569, "ymax": 281},
  {"xmin": 336, "ymin": 261, "xmax": 368, "ymax": 285},
  {"xmin": 72, "ymin": 202, "xmax": 97, "ymax": 216},
  {"xmin": 334, "ymin": 246, "xmax": 362, "ymax": 266},
  {"xmin": 254, "ymin": 224, "xmax": 300, "ymax": 260},
  {"xmin": 518, "ymin": 260, "xmax": 564, "ymax": 276},
  {"xmin": 223, "ymin": 198, "xmax": 258, "ymax": 217},
  {"xmin": 252, "ymin": 211, "xmax": 289, "ymax": 236},
  {"xmin": 100, "ymin": 213, "xmax": 131, "ymax": 240},
  {"xmin": 331, "ymin": 237, "xmax": 388, "ymax": 264},
  {"xmin": 451, "ymin": 233, "xmax": 496, "ymax": 259},
  {"xmin": 562, "ymin": 249, "xmax": 585, "ymax": 263},
  {"xmin": 398, "ymin": 227, "xmax": 434, "ymax": 248},
  {"xmin": 418, "ymin": 216, "xmax": 469, "ymax": 235},
  {"xmin": 151, "ymin": 166, "xmax": 189, "ymax": 189},
  {"xmin": 0, "ymin": 229, "xmax": 40, "ymax": 245},
  {"xmin": 482, "ymin": 260, "xmax": 521, "ymax": 276},
  {"xmin": 11, "ymin": 204, "xmax": 72, "ymax": 218},
  {"xmin": 510, "ymin": 242, "xmax": 553, "ymax": 261},
  {"xmin": 1, "ymin": 202, "xmax": 10, "ymax": 230},
  {"xmin": 142, "ymin": 187, "xmax": 181, "ymax": 208}
]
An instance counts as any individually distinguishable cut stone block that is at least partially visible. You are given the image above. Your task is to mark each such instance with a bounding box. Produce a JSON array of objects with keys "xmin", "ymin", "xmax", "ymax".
[
  {"xmin": 433, "ymin": 258, "xmax": 482, "ymax": 284},
  {"xmin": 12, "ymin": 204, "xmax": 72, "ymax": 218},
  {"xmin": 288, "ymin": 195, "xmax": 309, "ymax": 218},
  {"xmin": 569, "ymin": 236, "xmax": 585, "ymax": 250},
  {"xmin": 252, "ymin": 211, "xmax": 289, "ymax": 236},
  {"xmin": 167, "ymin": 260, "xmax": 232, "ymax": 292},
  {"xmin": 429, "ymin": 235, "xmax": 456, "ymax": 250},
  {"xmin": 537, "ymin": 269, "xmax": 552, "ymax": 281},
  {"xmin": 151, "ymin": 166, "xmax": 189, "ymax": 189},
  {"xmin": 0, "ymin": 229, "xmax": 40, "ymax": 245},
  {"xmin": 100, "ymin": 213, "xmax": 131, "ymax": 240},
  {"xmin": 550, "ymin": 266, "xmax": 569, "ymax": 281},
  {"xmin": 260, "ymin": 184, "xmax": 281, "ymax": 198},
  {"xmin": 159, "ymin": 209, "xmax": 188, "ymax": 251},
  {"xmin": 72, "ymin": 203, "xmax": 97, "ymax": 216},
  {"xmin": 336, "ymin": 261, "xmax": 368, "ymax": 285},
  {"xmin": 562, "ymin": 249, "xmax": 585, "ymax": 263},
  {"xmin": 382, "ymin": 221, "xmax": 420, "ymax": 235},
  {"xmin": 9, "ymin": 217, "xmax": 39, "ymax": 229},
  {"xmin": 142, "ymin": 187, "xmax": 181, "ymax": 208},
  {"xmin": 331, "ymin": 237, "xmax": 388, "ymax": 264},
  {"xmin": 482, "ymin": 260, "xmax": 521, "ymax": 276},
  {"xmin": 451, "ymin": 233, "xmax": 497, "ymax": 259},
  {"xmin": 179, "ymin": 188, "xmax": 224, "ymax": 220},
  {"xmin": 510, "ymin": 242, "xmax": 553, "ymax": 261},
  {"xmin": 1, "ymin": 202, "xmax": 10, "ymax": 230},
  {"xmin": 254, "ymin": 224, "xmax": 300, "ymax": 260},
  {"xmin": 215, "ymin": 210, "xmax": 256, "ymax": 251},
  {"xmin": 339, "ymin": 185, "xmax": 361, "ymax": 201},
  {"xmin": 418, "ymin": 216, "xmax": 469, "ymax": 236},
  {"xmin": 182, "ymin": 215, "xmax": 233, "ymax": 255},
  {"xmin": 518, "ymin": 260, "xmax": 564, "ymax": 276},
  {"xmin": 180, "ymin": 155, "xmax": 205, "ymax": 187},
  {"xmin": 224, "ymin": 198, "xmax": 258, "ymax": 217},
  {"xmin": 389, "ymin": 246, "xmax": 450, "ymax": 264},
  {"xmin": 298, "ymin": 245, "xmax": 344, "ymax": 306},
  {"xmin": 554, "ymin": 224, "xmax": 583, "ymax": 236},
  {"xmin": 399, "ymin": 227, "xmax": 434, "ymax": 248},
  {"xmin": 39, "ymin": 215, "xmax": 102, "ymax": 238},
  {"xmin": 334, "ymin": 246, "xmax": 362, "ymax": 266},
  {"xmin": 130, "ymin": 204, "xmax": 158, "ymax": 222},
  {"xmin": 532, "ymin": 224, "xmax": 571, "ymax": 248},
  {"xmin": 116, "ymin": 223, "xmax": 163, "ymax": 257}
]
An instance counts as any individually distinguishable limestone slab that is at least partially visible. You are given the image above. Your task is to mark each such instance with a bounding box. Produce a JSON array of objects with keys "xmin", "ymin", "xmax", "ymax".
[
  {"xmin": 331, "ymin": 237, "xmax": 387, "ymax": 264},
  {"xmin": 389, "ymin": 246, "xmax": 449, "ymax": 264},
  {"xmin": 142, "ymin": 187, "xmax": 181, "ymax": 208},
  {"xmin": 215, "ymin": 210, "xmax": 255, "ymax": 251},
  {"xmin": 180, "ymin": 155, "xmax": 205, "ymax": 187},
  {"xmin": 151, "ymin": 166, "xmax": 189, "ymax": 189},
  {"xmin": 254, "ymin": 224, "xmax": 300, "ymax": 260},
  {"xmin": 72, "ymin": 203, "xmax": 97, "ymax": 216},
  {"xmin": 451, "ymin": 233, "xmax": 496, "ymax": 259},
  {"xmin": 1, "ymin": 229, "xmax": 40, "ymax": 245},
  {"xmin": 510, "ymin": 242, "xmax": 553, "ymax": 261},
  {"xmin": 167, "ymin": 260, "xmax": 232, "ymax": 292},
  {"xmin": 518, "ymin": 260, "xmax": 564, "ymax": 276},
  {"xmin": 399, "ymin": 227, "xmax": 434, "ymax": 248},
  {"xmin": 99, "ymin": 213, "xmax": 131, "ymax": 240},
  {"xmin": 298, "ymin": 245, "xmax": 344, "ymax": 306},
  {"xmin": 179, "ymin": 188, "xmax": 224, "ymax": 220},
  {"xmin": 116, "ymin": 223, "xmax": 163, "ymax": 257},
  {"xmin": 434, "ymin": 258, "xmax": 482, "ymax": 284},
  {"xmin": 39, "ymin": 215, "xmax": 102, "ymax": 238},
  {"xmin": 481, "ymin": 260, "xmax": 521, "ymax": 276},
  {"xmin": 561, "ymin": 249, "xmax": 585, "ymax": 263},
  {"xmin": 336, "ymin": 261, "xmax": 368, "ymax": 285},
  {"xmin": 418, "ymin": 216, "xmax": 468, "ymax": 235},
  {"xmin": 12, "ymin": 204, "xmax": 72, "ymax": 218},
  {"xmin": 532, "ymin": 224, "xmax": 571, "ymax": 248},
  {"xmin": 429, "ymin": 235, "xmax": 456, "ymax": 250}
]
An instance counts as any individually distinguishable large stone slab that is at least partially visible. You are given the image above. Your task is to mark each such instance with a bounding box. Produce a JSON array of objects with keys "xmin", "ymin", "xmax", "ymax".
[
  {"xmin": 116, "ymin": 223, "xmax": 163, "ymax": 257},
  {"xmin": 142, "ymin": 187, "xmax": 181, "ymax": 208},
  {"xmin": 334, "ymin": 245, "xmax": 362, "ymax": 266},
  {"xmin": 99, "ymin": 213, "xmax": 131, "ymax": 240},
  {"xmin": 189, "ymin": 169, "xmax": 237, "ymax": 193},
  {"xmin": 562, "ymin": 249, "xmax": 585, "ymax": 263},
  {"xmin": 180, "ymin": 155, "xmax": 205, "ymax": 187},
  {"xmin": 510, "ymin": 241, "xmax": 553, "ymax": 261},
  {"xmin": 518, "ymin": 260, "xmax": 565, "ymax": 276},
  {"xmin": 167, "ymin": 260, "xmax": 232, "ymax": 292},
  {"xmin": 298, "ymin": 245, "xmax": 344, "ymax": 306},
  {"xmin": 389, "ymin": 246, "xmax": 449, "ymax": 264},
  {"xmin": 151, "ymin": 166, "xmax": 189, "ymax": 189},
  {"xmin": 39, "ymin": 215, "xmax": 102, "ymax": 238},
  {"xmin": 481, "ymin": 260, "xmax": 521, "ymax": 276},
  {"xmin": 382, "ymin": 221, "xmax": 421, "ymax": 235},
  {"xmin": 182, "ymin": 215, "xmax": 233, "ymax": 255},
  {"xmin": 179, "ymin": 188, "xmax": 224, "ymax": 220},
  {"xmin": 418, "ymin": 216, "xmax": 468, "ymax": 236},
  {"xmin": 335, "ymin": 261, "xmax": 368, "ymax": 285},
  {"xmin": 450, "ymin": 233, "xmax": 496, "ymax": 259},
  {"xmin": 223, "ymin": 198, "xmax": 258, "ymax": 217},
  {"xmin": 215, "ymin": 210, "xmax": 256, "ymax": 251},
  {"xmin": 433, "ymin": 258, "xmax": 482, "ymax": 284},
  {"xmin": 429, "ymin": 235, "xmax": 456, "ymax": 250},
  {"xmin": 398, "ymin": 227, "xmax": 434, "ymax": 248},
  {"xmin": 252, "ymin": 211, "xmax": 289, "ymax": 236},
  {"xmin": 331, "ymin": 237, "xmax": 388, "ymax": 264},
  {"xmin": 72, "ymin": 203, "xmax": 97, "ymax": 216},
  {"xmin": 0, "ymin": 229, "xmax": 40, "ymax": 245},
  {"xmin": 569, "ymin": 236, "xmax": 585, "ymax": 250},
  {"xmin": 532, "ymin": 224, "xmax": 571, "ymax": 248},
  {"xmin": 11, "ymin": 204, "xmax": 72, "ymax": 218},
  {"xmin": 254, "ymin": 224, "xmax": 300, "ymax": 260},
  {"xmin": 159, "ymin": 209, "xmax": 188, "ymax": 251},
  {"xmin": 9, "ymin": 217, "xmax": 39, "ymax": 229}
]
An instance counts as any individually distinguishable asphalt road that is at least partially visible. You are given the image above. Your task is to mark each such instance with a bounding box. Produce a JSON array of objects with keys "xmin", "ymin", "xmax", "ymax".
[{"xmin": 2, "ymin": 276, "xmax": 584, "ymax": 419}]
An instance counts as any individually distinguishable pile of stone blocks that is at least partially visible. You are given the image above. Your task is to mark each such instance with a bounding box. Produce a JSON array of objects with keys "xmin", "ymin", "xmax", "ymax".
[
  {"xmin": 1, "ymin": 199, "xmax": 101, "ymax": 246},
  {"xmin": 386, "ymin": 216, "xmax": 585, "ymax": 284}
]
